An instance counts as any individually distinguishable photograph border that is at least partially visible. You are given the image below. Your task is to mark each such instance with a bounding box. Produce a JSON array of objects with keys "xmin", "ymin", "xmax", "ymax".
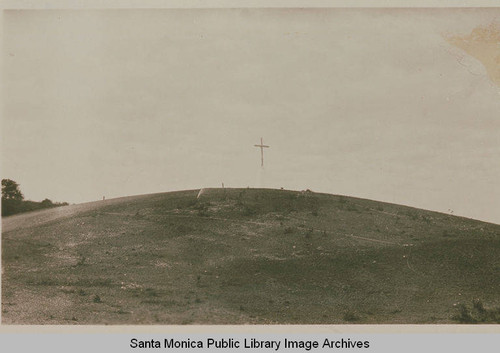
[{"xmin": 1, "ymin": 0, "xmax": 499, "ymax": 336}]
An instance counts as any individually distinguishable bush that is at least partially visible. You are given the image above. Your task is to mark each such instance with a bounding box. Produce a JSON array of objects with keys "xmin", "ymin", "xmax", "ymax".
[
  {"xmin": 453, "ymin": 300, "xmax": 500, "ymax": 323},
  {"xmin": 41, "ymin": 198, "xmax": 53, "ymax": 207},
  {"xmin": 454, "ymin": 304, "xmax": 476, "ymax": 323},
  {"xmin": 2, "ymin": 197, "xmax": 69, "ymax": 217},
  {"xmin": 343, "ymin": 310, "xmax": 360, "ymax": 322}
]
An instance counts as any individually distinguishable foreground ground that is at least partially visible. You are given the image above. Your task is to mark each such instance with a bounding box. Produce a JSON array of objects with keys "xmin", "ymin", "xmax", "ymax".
[{"xmin": 2, "ymin": 188, "xmax": 499, "ymax": 324}]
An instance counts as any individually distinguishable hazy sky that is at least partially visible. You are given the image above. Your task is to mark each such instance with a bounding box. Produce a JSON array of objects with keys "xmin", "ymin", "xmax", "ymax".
[{"xmin": 2, "ymin": 9, "xmax": 500, "ymax": 224}]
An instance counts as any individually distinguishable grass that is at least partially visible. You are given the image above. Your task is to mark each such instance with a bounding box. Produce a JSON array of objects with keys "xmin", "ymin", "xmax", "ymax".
[
  {"xmin": 343, "ymin": 310, "xmax": 360, "ymax": 322},
  {"xmin": 2, "ymin": 188, "xmax": 499, "ymax": 324}
]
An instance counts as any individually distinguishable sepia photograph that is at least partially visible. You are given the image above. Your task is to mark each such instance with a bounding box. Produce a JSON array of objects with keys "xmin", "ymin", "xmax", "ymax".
[{"xmin": 1, "ymin": 7, "xmax": 499, "ymax": 325}]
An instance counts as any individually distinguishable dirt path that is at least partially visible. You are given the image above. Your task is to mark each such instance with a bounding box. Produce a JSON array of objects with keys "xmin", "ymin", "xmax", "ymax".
[
  {"xmin": 2, "ymin": 203, "xmax": 99, "ymax": 233},
  {"xmin": 2, "ymin": 194, "xmax": 154, "ymax": 233}
]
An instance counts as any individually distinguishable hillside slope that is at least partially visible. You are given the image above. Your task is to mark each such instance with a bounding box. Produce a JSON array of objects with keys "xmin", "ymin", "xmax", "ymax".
[{"xmin": 2, "ymin": 188, "xmax": 499, "ymax": 324}]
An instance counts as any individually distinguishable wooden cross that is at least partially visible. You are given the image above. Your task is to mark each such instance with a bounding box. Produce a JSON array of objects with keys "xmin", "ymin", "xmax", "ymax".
[{"xmin": 254, "ymin": 137, "xmax": 270, "ymax": 167}]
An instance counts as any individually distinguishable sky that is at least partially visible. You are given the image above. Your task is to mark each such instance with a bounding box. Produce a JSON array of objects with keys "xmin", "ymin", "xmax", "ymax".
[{"xmin": 2, "ymin": 8, "xmax": 500, "ymax": 224}]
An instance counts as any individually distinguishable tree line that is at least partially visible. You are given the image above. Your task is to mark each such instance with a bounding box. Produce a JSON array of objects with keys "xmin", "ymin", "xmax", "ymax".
[{"xmin": 1, "ymin": 179, "xmax": 69, "ymax": 217}]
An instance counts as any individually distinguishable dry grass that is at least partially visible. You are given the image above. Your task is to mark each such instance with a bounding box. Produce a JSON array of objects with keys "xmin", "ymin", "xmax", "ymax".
[{"xmin": 2, "ymin": 188, "xmax": 499, "ymax": 324}]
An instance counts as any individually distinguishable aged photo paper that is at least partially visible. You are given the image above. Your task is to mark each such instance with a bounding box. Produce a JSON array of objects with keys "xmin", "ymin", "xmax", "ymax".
[{"xmin": 1, "ymin": 0, "xmax": 499, "ymax": 337}]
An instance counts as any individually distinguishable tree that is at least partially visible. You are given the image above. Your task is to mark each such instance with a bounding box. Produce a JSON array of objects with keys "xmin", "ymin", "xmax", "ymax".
[
  {"xmin": 1, "ymin": 179, "xmax": 68, "ymax": 217},
  {"xmin": 2, "ymin": 179, "xmax": 25, "ymax": 217},
  {"xmin": 2, "ymin": 179, "xmax": 24, "ymax": 201}
]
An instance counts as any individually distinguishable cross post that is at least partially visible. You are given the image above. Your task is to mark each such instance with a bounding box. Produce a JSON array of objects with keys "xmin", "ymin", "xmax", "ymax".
[{"xmin": 254, "ymin": 137, "xmax": 270, "ymax": 167}]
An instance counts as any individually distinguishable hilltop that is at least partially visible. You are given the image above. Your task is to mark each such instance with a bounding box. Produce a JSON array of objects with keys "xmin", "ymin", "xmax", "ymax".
[{"xmin": 2, "ymin": 188, "xmax": 499, "ymax": 324}]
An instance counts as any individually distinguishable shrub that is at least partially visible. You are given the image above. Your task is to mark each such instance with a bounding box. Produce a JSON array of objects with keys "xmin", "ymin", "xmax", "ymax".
[
  {"xmin": 343, "ymin": 310, "xmax": 360, "ymax": 322},
  {"xmin": 453, "ymin": 304, "xmax": 476, "ymax": 323},
  {"xmin": 452, "ymin": 300, "xmax": 500, "ymax": 323}
]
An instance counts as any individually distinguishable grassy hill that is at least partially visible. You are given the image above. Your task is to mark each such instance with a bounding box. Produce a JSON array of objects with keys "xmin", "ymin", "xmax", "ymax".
[{"xmin": 2, "ymin": 188, "xmax": 499, "ymax": 324}]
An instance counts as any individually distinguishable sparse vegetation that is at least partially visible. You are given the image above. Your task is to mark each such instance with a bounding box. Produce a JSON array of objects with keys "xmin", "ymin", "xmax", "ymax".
[
  {"xmin": 242, "ymin": 205, "xmax": 257, "ymax": 216},
  {"xmin": 2, "ymin": 188, "xmax": 499, "ymax": 324},
  {"xmin": 145, "ymin": 288, "xmax": 158, "ymax": 297},
  {"xmin": 346, "ymin": 204, "xmax": 359, "ymax": 212},
  {"xmin": 76, "ymin": 254, "xmax": 86, "ymax": 266}
]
